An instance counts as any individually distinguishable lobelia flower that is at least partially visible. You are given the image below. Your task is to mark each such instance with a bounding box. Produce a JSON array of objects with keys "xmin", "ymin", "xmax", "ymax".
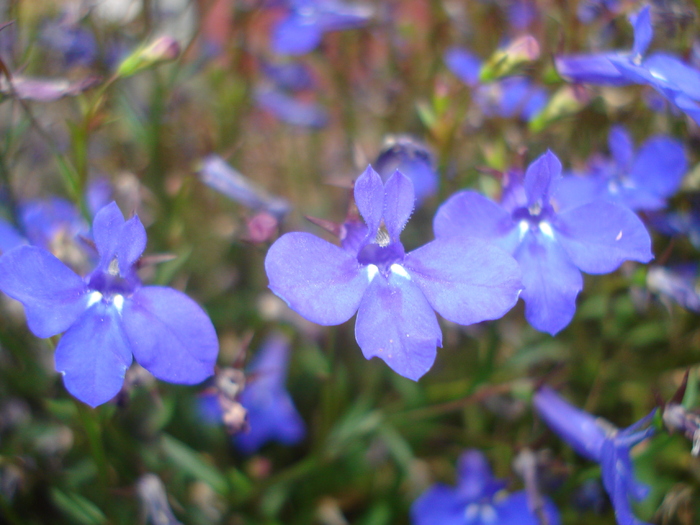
[
  {"xmin": 265, "ymin": 166, "xmax": 522, "ymax": 380},
  {"xmin": 39, "ymin": 15, "xmax": 98, "ymax": 68},
  {"xmin": 235, "ymin": 333, "xmax": 305, "ymax": 454},
  {"xmin": 433, "ymin": 151, "xmax": 653, "ymax": 335},
  {"xmin": 534, "ymin": 386, "xmax": 656, "ymax": 525},
  {"xmin": 374, "ymin": 135, "xmax": 438, "ymax": 204},
  {"xmin": 272, "ymin": 0, "xmax": 373, "ymax": 55},
  {"xmin": 0, "ymin": 202, "xmax": 219, "ymax": 407},
  {"xmin": 646, "ymin": 264, "xmax": 700, "ymax": 313},
  {"xmin": 254, "ymin": 85, "xmax": 328, "ymax": 128},
  {"xmin": 556, "ymin": 125, "xmax": 686, "ymax": 212},
  {"xmin": 411, "ymin": 449, "xmax": 561, "ymax": 525}
]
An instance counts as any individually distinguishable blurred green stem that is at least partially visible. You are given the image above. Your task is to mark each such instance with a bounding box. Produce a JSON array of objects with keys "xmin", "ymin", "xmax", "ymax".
[{"xmin": 75, "ymin": 402, "xmax": 110, "ymax": 499}]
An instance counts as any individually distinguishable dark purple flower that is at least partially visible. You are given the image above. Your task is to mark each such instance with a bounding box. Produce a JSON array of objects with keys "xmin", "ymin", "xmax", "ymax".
[
  {"xmin": 198, "ymin": 155, "xmax": 291, "ymax": 219},
  {"xmin": 0, "ymin": 202, "xmax": 219, "ymax": 407},
  {"xmin": 374, "ymin": 136, "xmax": 438, "ymax": 203},
  {"xmin": 272, "ymin": 0, "xmax": 373, "ymax": 55},
  {"xmin": 534, "ymin": 386, "xmax": 656, "ymax": 525},
  {"xmin": 434, "ymin": 151, "xmax": 653, "ymax": 335},
  {"xmin": 411, "ymin": 449, "xmax": 561, "ymax": 525},
  {"xmin": 39, "ymin": 16, "xmax": 98, "ymax": 68},
  {"xmin": 556, "ymin": 125, "xmax": 686, "ymax": 211},
  {"xmin": 255, "ymin": 85, "xmax": 328, "ymax": 128},
  {"xmin": 265, "ymin": 167, "xmax": 522, "ymax": 380},
  {"xmin": 235, "ymin": 333, "xmax": 305, "ymax": 454}
]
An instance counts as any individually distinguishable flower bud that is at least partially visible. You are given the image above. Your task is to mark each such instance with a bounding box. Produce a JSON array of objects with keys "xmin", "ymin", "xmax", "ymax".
[{"xmin": 115, "ymin": 36, "xmax": 180, "ymax": 78}]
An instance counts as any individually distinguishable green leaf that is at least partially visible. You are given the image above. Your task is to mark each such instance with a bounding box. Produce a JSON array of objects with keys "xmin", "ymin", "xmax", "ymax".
[
  {"xmin": 49, "ymin": 488, "xmax": 107, "ymax": 525},
  {"xmin": 161, "ymin": 434, "xmax": 228, "ymax": 495}
]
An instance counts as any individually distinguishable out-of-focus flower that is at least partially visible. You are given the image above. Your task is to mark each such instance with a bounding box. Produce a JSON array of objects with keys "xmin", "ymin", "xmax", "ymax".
[
  {"xmin": 272, "ymin": 0, "xmax": 373, "ymax": 55},
  {"xmin": 507, "ymin": 0, "xmax": 537, "ymax": 30},
  {"xmin": 577, "ymin": 0, "xmax": 621, "ymax": 24},
  {"xmin": 556, "ymin": 125, "xmax": 686, "ymax": 211},
  {"xmin": 660, "ymin": 371, "xmax": 700, "ymax": 456},
  {"xmin": 254, "ymin": 85, "xmax": 328, "ymax": 128},
  {"xmin": 18, "ymin": 197, "xmax": 88, "ymax": 251},
  {"xmin": 434, "ymin": 151, "xmax": 653, "ymax": 334},
  {"xmin": 646, "ymin": 265, "xmax": 700, "ymax": 312},
  {"xmin": 445, "ymin": 47, "xmax": 482, "ymax": 87},
  {"xmin": 261, "ymin": 60, "xmax": 316, "ymax": 92},
  {"xmin": 265, "ymin": 167, "xmax": 522, "ymax": 379},
  {"xmin": 374, "ymin": 135, "xmax": 438, "ymax": 203},
  {"xmin": 235, "ymin": 333, "xmax": 305, "ymax": 454},
  {"xmin": 115, "ymin": 36, "xmax": 180, "ymax": 78},
  {"xmin": 198, "ymin": 154, "xmax": 291, "ymax": 219},
  {"xmin": 534, "ymin": 386, "xmax": 656, "ymax": 525},
  {"xmin": 0, "ymin": 76, "xmax": 100, "ymax": 101},
  {"xmin": 0, "ymin": 202, "xmax": 219, "ymax": 407},
  {"xmin": 411, "ymin": 449, "xmax": 561, "ymax": 525},
  {"xmin": 39, "ymin": 16, "xmax": 97, "ymax": 68},
  {"xmin": 0, "ymin": 219, "xmax": 25, "ymax": 254},
  {"xmin": 136, "ymin": 473, "xmax": 182, "ymax": 525}
]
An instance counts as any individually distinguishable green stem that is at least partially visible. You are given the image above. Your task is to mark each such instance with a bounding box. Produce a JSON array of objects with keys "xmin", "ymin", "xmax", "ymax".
[{"xmin": 75, "ymin": 402, "xmax": 110, "ymax": 498}]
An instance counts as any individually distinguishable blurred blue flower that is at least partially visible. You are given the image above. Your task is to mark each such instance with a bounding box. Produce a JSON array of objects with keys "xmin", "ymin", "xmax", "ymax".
[
  {"xmin": 265, "ymin": 166, "xmax": 522, "ymax": 380},
  {"xmin": 18, "ymin": 197, "xmax": 88, "ymax": 251},
  {"xmin": 507, "ymin": 0, "xmax": 537, "ymax": 30},
  {"xmin": 556, "ymin": 125, "xmax": 686, "ymax": 211},
  {"xmin": 411, "ymin": 449, "xmax": 561, "ymax": 525},
  {"xmin": 374, "ymin": 136, "xmax": 438, "ymax": 203},
  {"xmin": 445, "ymin": 46, "xmax": 547, "ymax": 121},
  {"xmin": 198, "ymin": 154, "xmax": 291, "ymax": 219},
  {"xmin": 0, "ymin": 202, "xmax": 218, "ymax": 407},
  {"xmin": 255, "ymin": 85, "xmax": 328, "ymax": 128},
  {"xmin": 534, "ymin": 386, "xmax": 656, "ymax": 525},
  {"xmin": 0, "ymin": 219, "xmax": 24, "ymax": 254},
  {"xmin": 261, "ymin": 60, "xmax": 316, "ymax": 92},
  {"xmin": 235, "ymin": 333, "xmax": 305, "ymax": 454},
  {"xmin": 40, "ymin": 16, "xmax": 98, "ymax": 68},
  {"xmin": 646, "ymin": 264, "xmax": 700, "ymax": 313},
  {"xmin": 557, "ymin": 6, "xmax": 700, "ymax": 124},
  {"xmin": 434, "ymin": 151, "xmax": 653, "ymax": 334},
  {"xmin": 272, "ymin": 0, "xmax": 373, "ymax": 55}
]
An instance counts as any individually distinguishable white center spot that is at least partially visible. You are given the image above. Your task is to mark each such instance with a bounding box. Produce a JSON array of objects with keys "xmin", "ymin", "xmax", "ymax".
[
  {"xmin": 518, "ymin": 220, "xmax": 529, "ymax": 240},
  {"xmin": 616, "ymin": 230, "xmax": 623, "ymax": 241},
  {"xmin": 87, "ymin": 291, "xmax": 103, "ymax": 307},
  {"xmin": 539, "ymin": 221, "xmax": 555, "ymax": 238},
  {"xmin": 113, "ymin": 294, "xmax": 125, "ymax": 313},
  {"xmin": 390, "ymin": 264, "xmax": 411, "ymax": 280},
  {"xmin": 366, "ymin": 264, "xmax": 379, "ymax": 282}
]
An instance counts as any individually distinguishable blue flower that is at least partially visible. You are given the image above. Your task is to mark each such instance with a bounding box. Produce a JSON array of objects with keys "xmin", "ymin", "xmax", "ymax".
[
  {"xmin": 0, "ymin": 202, "xmax": 219, "ymax": 407},
  {"xmin": 0, "ymin": 218, "xmax": 25, "ymax": 254},
  {"xmin": 646, "ymin": 264, "xmax": 700, "ymax": 313},
  {"xmin": 39, "ymin": 15, "xmax": 98, "ymax": 68},
  {"xmin": 235, "ymin": 333, "xmax": 305, "ymax": 454},
  {"xmin": 374, "ymin": 136, "xmax": 438, "ymax": 204},
  {"xmin": 411, "ymin": 449, "xmax": 561, "ymax": 525},
  {"xmin": 534, "ymin": 386, "xmax": 656, "ymax": 525},
  {"xmin": 556, "ymin": 125, "xmax": 686, "ymax": 211},
  {"xmin": 265, "ymin": 167, "xmax": 522, "ymax": 380},
  {"xmin": 272, "ymin": 0, "xmax": 372, "ymax": 55},
  {"xmin": 254, "ymin": 85, "xmax": 328, "ymax": 128},
  {"xmin": 18, "ymin": 197, "xmax": 88, "ymax": 251},
  {"xmin": 434, "ymin": 150, "xmax": 653, "ymax": 334}
]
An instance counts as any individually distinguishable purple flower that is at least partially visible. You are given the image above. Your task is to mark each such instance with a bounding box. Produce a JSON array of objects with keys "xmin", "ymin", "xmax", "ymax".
[
  {"xmin": 646, "ymin": 264, "xmax": 700, "ymax": 313},
  {"xmin": 39, "ymin": 16, "xmax": 98, "ymax": 68},
  {"xmin": 254, "ymin": 85, "xmax": 328, "ymax": 128},
  {"xmin": 445, "ymin": 47, "xmax": 482, "ymax": 87},
  {"xmin": 411, "ymin": 449, "xmax": 560, "ymax": 525},
  {"xmin": 235, "ymin": 333, "xmax": 305, "ymax": 454},
  {"xmin": 374, "ymin": 136, "xmax": 438, "ymax": 203},
  {"xmin": 261, "ymin": 60, "xmax": 316, "ymax": 92},
  {"xmin": 534, "ymin": 386, "xmax": 656, "ymax": 525},
  {"xmin": 556, "ymin": 125, "xmax": 686, "ymax": 211},
  {"xmin": 18, "ymin": 197, "xmax": 88, "ymax": 251},
  {"xmin": 272, "ymin": 0, "xmax": 373, "ymax": 55},
  {"xmin": 0, "ymin": 202, "xmax": 219, "ymax": 407},
  {"xmin": 434, "ymin": 151, "xmax": 653, "ymax": 335},
  {"xmin": 265, "ymin": 167, "xmax": 522, "ymax": 380},
  {"xmin": 0, "ymin": 219, "xmax": 25, "ymax": 254}
]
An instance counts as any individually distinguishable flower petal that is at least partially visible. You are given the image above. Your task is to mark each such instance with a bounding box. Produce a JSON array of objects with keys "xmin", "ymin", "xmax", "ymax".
[
  {"xmin": 54, "ymin": 303, "xmax": 132, "ymax": 407},
  {"xmin": 354, "ymin": 166, "xmax": 384, "ymax": 243},
  {"xmin": 355, "ymin": 273, "xmax": 441, "ymax": 380},
  {"xmin": 555, "ymin": 201, "xmax": 653, "ymax": 274},
  {"xmin": 121, "ymin": 286, "xmax": 218, "ymax": 384},
  {"xmin": 404, "ymin": 237, "xmax": 522, "ymax": 325},
  {"xmin": 630, "ymin": 136, "xmax": 686, "ymax": 200},
  {"xmin": 554, "ymin": 173, "xmax": 607, "ymax": 211},
  {"xmin": 236, "ymin": 390, "xmax": 306, "ymax": 454},
  {"xmin": 515, "ymin": 231, "xmax": 582, "ymax": 335},
  {"xmin": 0, "ymin": 219, "xmax": 25, "ymax": 253},
  {"xmin": 555, "ymin": 53, "xmax": 632, "ymax": 86},
  {"xmin": 0, "ymin": 246, "xmax": 89, "ymax": 338},
  {"xmin": 433, "ymin": 190, "xmax": 515, "ymax": 240},
  {"xmin": 631, "ymin": 6, "xmax": 652, "ymax": 58},
  {"xmin": 410, "ymin": 484, "xmax": 466, "ymax": 525},
  {"xmin": 524, "ymin": 150, "xmax": 561, "ymax": 208},
  {"xmin": 382, "ymin": 170, "xmax": 414, "ymax": 240},
  {"xmin": 445, "ymin": 46, "xmax": 482, "ymax": 87},
  {"xmin": 92, "ymin": 201, "xmax": 125, "ymax": 260},
  {"xmin": 272, "ymin": 15, "xmax": 322, "ymax": 55},
  {"xmin": 496, "ymin": 492, "xmax": 561, "ymax": 525},
  {"xmin": 533, "ymin": 386, "xmax": 605, "ymax": 462},
  {"xmin": 608, "ymin": 125, "xmax": 634, "ymax": 171},
  {"xmin": 265, "ymin": 232, "xmax": 368, "ymax": 325}
]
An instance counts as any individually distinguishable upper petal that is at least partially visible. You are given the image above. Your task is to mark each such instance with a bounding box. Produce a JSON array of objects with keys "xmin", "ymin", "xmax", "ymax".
[
  {"xmin": 265, "ymin": 232, "xmax": 368, "ymax": 325},
  {"xmin": 355, "ymin": 273, "xmax": 441, "ymax": 381},
  {"xmin": 524, "ymin": 150, "xmax": 562, "ymax": 208},
  {"xmin": 555, "ymin": 201, "xmax": 653, "ymax": 274},
  {"xmin": 631, "ymin": 6, "xmax": 653, "ymax": 59},
  {"xmin": 54, "ymin": 303, "xmax": 133, "ymax": 407},
  {"xmin": 354, "ymin": 166, "xmax": 384, "ymax": 243},
  {"xmin": 433, "ymin": 190, "xmax": 515, "ymax": 240},
  {"xmin": 555, "ymin": 53, "xmax": 633, "ymax": 86},
  {"xmin": 630, "ymin": 136, "xmax": 686, "ymax": 200},
  {"xmin": 496, "ymin": 491, "xmax": 561, "ymax": 525},
  {"xmin": 608, "ymin": 125, "xmax": 634, "ymax": 171},
  {"xmin": 92, "ymin": 201, "xmax": 125, "ymax": 261},
  {"xmin": 445, "ymin": 46, "xmax": 482, "ymax": 87},
  {"xmin": 121, "ymin": 286, "xmax": 218, "ymax": 385},
  {"xmin": 272, "ymin": 15, "xmax": 323, "ymax": 55},
  {"xmin": 404, "ymin": 237, "xmax": 522, "ymax": 325},
  {"xmin": 382, "ymin": 170, "xmax": 415, "ymax": 241},
  {"xmin": 0, "ymin": 246, "xmax": 89, "ymax": 338},
  {"xmin": 515, "ymin": 231, "xmax": 583, "ymax": 335},
  {"xmin": 533, "ymin": 386, "xmax": 606, "ymax": 462}
]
